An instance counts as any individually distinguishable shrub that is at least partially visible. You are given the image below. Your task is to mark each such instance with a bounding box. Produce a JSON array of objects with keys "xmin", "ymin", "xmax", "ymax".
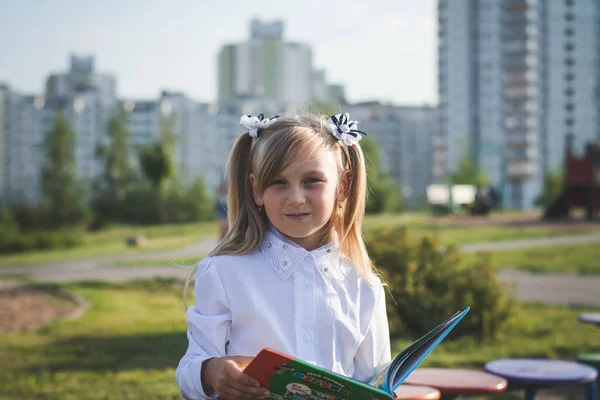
[
  {"xmin": 367, "ymin": 226, "xmax": 515, "ymax": 341},
  {"xmin": 13, "ymin": 206, "xmax": 46, "ymax": 231},
  {"xmin": 0, "ymin": 230, "xmax": 84, "ymax": 255},
  {"xmin": 106, "ymin": 179, "xmax": 216, "ymax": 226}
]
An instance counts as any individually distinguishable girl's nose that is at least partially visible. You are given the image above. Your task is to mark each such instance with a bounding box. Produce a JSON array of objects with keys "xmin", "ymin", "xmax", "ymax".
[{"xmin": 287, "ymin": 185, "xmax": 306, "ymax": 206}]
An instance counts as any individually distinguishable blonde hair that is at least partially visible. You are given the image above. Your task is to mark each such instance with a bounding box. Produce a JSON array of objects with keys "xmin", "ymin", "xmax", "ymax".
[{"xmin": 184, "ymin": 114, "xmax": 374, "ymax": 304}]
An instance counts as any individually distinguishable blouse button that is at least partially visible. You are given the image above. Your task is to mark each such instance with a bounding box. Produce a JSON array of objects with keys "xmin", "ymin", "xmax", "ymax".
[
  {"xmin": 283, "ymin": 244, "xmax": 288, "ymax": 249},
  {"xmin": 303, "ymin": 256, "xmax": 311, "ymax": 263},
  {"xmin": 280, "ymin": 256, "xmax": 291, "ymax": 268},
  {"xmin": 267, "ymin": 243, "xmax": 272, "ymax": 248},
  {"xmin": 304, "ymin": 281, "xmax": 311, "ymax": 289},
  {"xmin": 327, "ymin": 249, "xmax": 332, "ymax": 253},
  {"xmin": 324, "ymin": 268, "xmax": 329, "ymax": 272},
  {"xmin": 304, "ymin": 334, "xmax": 311, "ymax": 342}
]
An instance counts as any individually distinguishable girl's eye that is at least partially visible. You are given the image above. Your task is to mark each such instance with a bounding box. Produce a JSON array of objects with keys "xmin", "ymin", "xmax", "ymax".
[
  {"xmin": 270, "ymin": 180, "xmax": 285, "ymax": 186},
  {"xmin": 305, "ymin": 178, "xmax": 323, "ymax": 184}
]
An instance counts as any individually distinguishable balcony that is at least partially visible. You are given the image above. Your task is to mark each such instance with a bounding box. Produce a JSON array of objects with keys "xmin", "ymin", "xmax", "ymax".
[
  {"xmin": 507, "ymin": 159, "xmax": 536, "ymax": 179},
  {"xmin": 506, "ymin": 134, "xmax": 537, "ymax": 148}
]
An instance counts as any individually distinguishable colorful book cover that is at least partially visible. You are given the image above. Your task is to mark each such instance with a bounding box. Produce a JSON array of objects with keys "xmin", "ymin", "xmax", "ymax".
[{"xmin": 244, "ymin": 307, "xmax": 470, "ymax": 400}]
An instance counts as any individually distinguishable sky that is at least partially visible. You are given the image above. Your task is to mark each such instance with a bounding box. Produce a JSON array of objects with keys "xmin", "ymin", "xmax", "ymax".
[{"xmin": 0, "ymin": 0, "xmax": 438, "ymax": 106}]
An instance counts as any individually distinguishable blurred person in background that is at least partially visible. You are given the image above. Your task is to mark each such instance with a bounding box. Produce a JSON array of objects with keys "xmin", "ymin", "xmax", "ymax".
[{"xmin": 216, "ymin": 179, "xmax": 229, "ymax": 240}]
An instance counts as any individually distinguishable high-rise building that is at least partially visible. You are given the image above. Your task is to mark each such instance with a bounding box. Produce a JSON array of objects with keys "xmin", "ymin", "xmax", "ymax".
[
  {"xmin": 0, "ymin": 87, "xmax": 52, "ymax": 206},
  {"xmin": 0, "ymin": 84, "xmax": 9, "ymax": 205},
  {"xmin": 217, "ymin": 19, "xmax": 338, "ymax": 108},
  {"xmin": 345, "ymin": 103, "xmax": 439, "ymax": 207},
  {"xmin": 122, "ymin": 94, "xmax": 250, "ymax": 192},
  {"xmin": 281, "ymin": 42, "xmax": 313, "ymax": 107},
  {"xmin": 438, "ymin": 0, "xmax": 600, "ymax": 209},
  {"xmin": 46, "ymin": 54, "xmax": 117, "ymax": 105},
  {"xmin": 0, "ymin": 55, "xmax": 119, "ymax": 206}
]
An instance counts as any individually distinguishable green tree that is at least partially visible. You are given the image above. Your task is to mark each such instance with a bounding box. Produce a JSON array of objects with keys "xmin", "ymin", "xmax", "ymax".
[
  {"xmin": 164, "ymin": 176, "xmax": 216, "ymax": 223},
  {"xmin": 451, "ymin": 148, "xmax": 490, "ymax": 186},
  {"xmin": 138, "ymin": 115, "xmax": 177, "ymax": 222},
  {"xmin": 0, "ymin": 207, "xmax": 18, "ymax": 236},
  {"xmin": 92, "ymin": 107, "xmax": 137, "ymax": 224},
  {"xmin": 40, "ymin": 110, "xmax": 88, "ymax": 228},
  {"xmin": 536, "ymin": 169, "xmax": 564, "ymax": 208},
  {"xmin": 361, "ymin": 137, "xmax": 402, "ymax": 213},
  {"xmin": 97, "ymin": 107, "xmax": 136, "ymax": 201},
  {"xmin": 184, "ymin": 176, "xmax": 215, "ymax": 221}
]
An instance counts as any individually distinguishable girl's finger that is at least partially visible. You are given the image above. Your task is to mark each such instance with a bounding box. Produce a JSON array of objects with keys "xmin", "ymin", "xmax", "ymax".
[
  {"xmin": 219, "ymin": 385, "xmax": 269, "ymax": 400},
  {"xmin": 238, "ymin": 371, "xmax": 261, "ymax": 388},
  {"xmin": 220, "ymin": 380, "xmax": 270, "ymax": 398},
  {"xmin": 226, "ymin": 367, "xmax": 262, "ymax": 391}
]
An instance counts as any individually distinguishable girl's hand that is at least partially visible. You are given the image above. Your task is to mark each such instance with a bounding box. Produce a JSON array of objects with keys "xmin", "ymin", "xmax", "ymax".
[{"xmin": 202, "ymin": 355, "xmax": 271, "ymax": 399}]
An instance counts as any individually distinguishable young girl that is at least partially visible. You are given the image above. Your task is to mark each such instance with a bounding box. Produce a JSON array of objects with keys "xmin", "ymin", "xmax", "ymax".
[{"xmin": 176, "ymin": 113, "xmax": 391, "ymax": 400}]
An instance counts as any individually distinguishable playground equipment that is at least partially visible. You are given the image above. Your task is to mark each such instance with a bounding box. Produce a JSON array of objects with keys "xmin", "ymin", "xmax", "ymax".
[{"xmin": 544, "ymin": 136, "xmax": 600, "ymax": 220}]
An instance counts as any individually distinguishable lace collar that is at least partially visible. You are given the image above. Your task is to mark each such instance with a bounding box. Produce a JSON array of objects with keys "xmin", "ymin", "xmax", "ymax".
[{"xmin": 260, "ymin": 226, "xmax": 344, "ymax": 284}]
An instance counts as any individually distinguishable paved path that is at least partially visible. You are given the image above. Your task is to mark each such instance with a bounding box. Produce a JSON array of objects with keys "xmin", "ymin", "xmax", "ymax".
[
  {"xmin": 460, "ymin": 233, "xmax": 600, "ymax": 253},
  {"xmin": 116, "ymin": 237, "xmax": 220, "ymax": 261},
  {"xmin": 498, "ymin": 270, "xmax": 600, "ymax": 306},
  {"xmin": 1, "ymin": 233, "xmax": 600, "ymax": 307}
]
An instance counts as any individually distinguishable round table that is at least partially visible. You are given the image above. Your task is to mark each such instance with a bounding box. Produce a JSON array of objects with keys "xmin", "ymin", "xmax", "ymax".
[
  {"xmin": 403, "ymin": 368, "xmax": 507, "ymax": 400},
  {"xmin": 578, "ymin": 313, "xmax": 600, "ymax": 327},
  {"xmin": 394, "ymin": 384, "xmax": 440, "ymax": 400},
  {"xmin": 485, "ymin": 359, "xmax": 598, "ymax": 400}
]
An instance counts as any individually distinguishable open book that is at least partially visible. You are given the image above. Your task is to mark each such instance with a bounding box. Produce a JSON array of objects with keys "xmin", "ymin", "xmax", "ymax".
[{"xmin": 244, "ymin": 307, "xmax": 470, "ymax": 400}]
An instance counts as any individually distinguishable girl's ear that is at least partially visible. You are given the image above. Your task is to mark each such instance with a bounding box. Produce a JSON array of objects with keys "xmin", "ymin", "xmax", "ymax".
[
  {"xmin": 339, "ymin": 170, "xmax": 352, "ymax": 201},
  {"xmin": 249, "ymin": 173, "xmax": 264, "ymax": 206}
]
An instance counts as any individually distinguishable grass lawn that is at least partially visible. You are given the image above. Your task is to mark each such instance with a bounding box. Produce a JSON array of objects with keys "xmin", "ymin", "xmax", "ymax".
[
  {"xmin": 1, "ymin": 280, "xmax": 599, "ymax": 399},
  {"xmin": 365, "ymin": 214, "xmax": 600, "ymax": 245},
  {"xmin": 0, "ymin": 221, "xmax": 218, "ymax": 268},
  {"xmin": 468, "ymin": 243, "xmax": 600, "ymax": 274},
  {"xmin": 4, "ymin": 211, "xmax": 600, "ymax": 270},
  {"xmin": 0, "ymin": 280, "xmax": 189, "ymax": 400}
]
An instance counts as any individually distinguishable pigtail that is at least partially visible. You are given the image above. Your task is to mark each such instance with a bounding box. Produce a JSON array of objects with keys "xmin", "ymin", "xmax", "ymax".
[
  {"xmin": 335, "ymin": 143, "xmax": 375, "ymax": 282},
  {"xmin": 183, "ymin": 132, "xmax": 268, "ymax": 307},
  {"xmin": 226, "ymin": 133, "xmax": 255, "ymax": 243},
  {"xmin": 217, "ymin": 133, "xmax": 269, "ymax": 253}
]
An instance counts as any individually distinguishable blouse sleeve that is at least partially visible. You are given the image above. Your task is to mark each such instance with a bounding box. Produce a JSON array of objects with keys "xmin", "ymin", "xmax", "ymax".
[
  {"xmin": 352, "ymin": 280, "xmax": 392, "ymax": 383},
  {"xmin": 176, "ymin": 257, "xmax": 232, "ymax": 400}
]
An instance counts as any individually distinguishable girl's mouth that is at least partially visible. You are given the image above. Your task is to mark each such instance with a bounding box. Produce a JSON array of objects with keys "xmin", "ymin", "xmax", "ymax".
[{"xmin": 285, "ymin": 213, "xmax": 310, "ymax": 220}]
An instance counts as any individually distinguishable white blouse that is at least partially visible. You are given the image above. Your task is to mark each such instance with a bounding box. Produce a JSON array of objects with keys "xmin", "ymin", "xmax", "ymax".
[{"xmin": 176, "ymin": 228, "xmax": 391, "ymax": 400}]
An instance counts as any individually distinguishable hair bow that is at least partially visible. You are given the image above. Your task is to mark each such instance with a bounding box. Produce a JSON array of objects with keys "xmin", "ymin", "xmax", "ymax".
[
  {"xmin": 239, "ymin": 114, "xmax": 279, "ymax": 138},
  {"xmin": 325, "ymin": 113, "xmax": 367, "ymax": 146}
]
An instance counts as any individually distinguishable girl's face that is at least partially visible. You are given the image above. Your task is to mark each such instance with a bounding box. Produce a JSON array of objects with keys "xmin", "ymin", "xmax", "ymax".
[{"xmin": 251, "ymin": 147, "xmax": 342, "ymax": 251}]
